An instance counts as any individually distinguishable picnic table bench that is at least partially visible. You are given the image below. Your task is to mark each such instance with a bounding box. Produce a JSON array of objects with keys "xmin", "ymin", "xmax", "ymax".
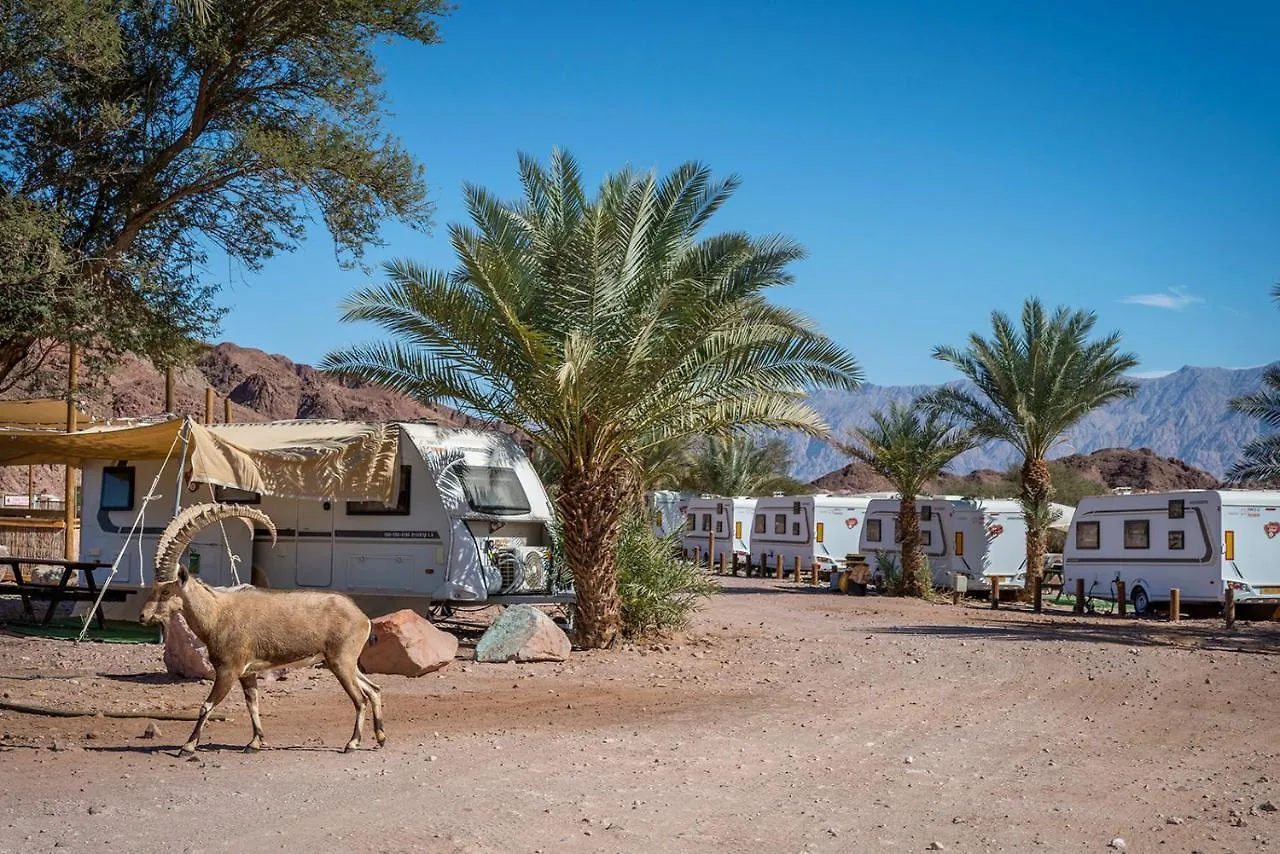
[{"xmin": 0, "ymin": 557, "xmax": 126, "ymax": 629}]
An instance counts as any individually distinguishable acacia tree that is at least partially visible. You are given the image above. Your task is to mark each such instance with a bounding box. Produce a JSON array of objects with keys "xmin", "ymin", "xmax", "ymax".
[
  {"xmin": 0, "ymin": 0, "xmax": 445, "ymax": 388},
  {"xmin": 323, "ymin": 150, "xmax": 863, "ymax": 647},
  {"xmin": 840, "ymin": 402, "xmax": 972, "ymax": 597},
  {"xmin": 925, "ymin": 299, "xmax": 1138, "ymax": 596},
  {"xmin": 1227, "ymin": 286, "xmax": 1280, "ymax": 484}
]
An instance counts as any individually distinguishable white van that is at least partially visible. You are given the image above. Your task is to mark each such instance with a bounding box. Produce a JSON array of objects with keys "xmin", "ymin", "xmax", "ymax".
[
  {"xmin": 859, "ymin": 497, "xmax": 1029, "ymax": 591},
  {"xmin": 1063, "ymin": 489, "xmax": 1280, "ymax": 615},
  {"xmin": 680, "ymin": 496, "xmax": 756, "ymax": 566},
  {"xmin": 749, "ymin": 494, "xmax": 877, "ymax": 575}
]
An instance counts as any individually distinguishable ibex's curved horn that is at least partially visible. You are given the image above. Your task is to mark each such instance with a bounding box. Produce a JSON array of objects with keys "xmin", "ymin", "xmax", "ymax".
[{"xmin": 154, "ymin": 502, "xmax": 277, "ymax": 581}]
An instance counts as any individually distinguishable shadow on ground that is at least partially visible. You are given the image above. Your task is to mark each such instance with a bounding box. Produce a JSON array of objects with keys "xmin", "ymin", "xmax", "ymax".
[{"xmin": 865, "ymin": 619, "xmax": 1280, "ymax": 656}]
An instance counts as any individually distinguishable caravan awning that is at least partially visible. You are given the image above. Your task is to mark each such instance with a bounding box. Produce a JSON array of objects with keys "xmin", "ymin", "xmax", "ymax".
[{"xmin": 0, "ymin": 418, "xmax": 398, "ymax": 502}]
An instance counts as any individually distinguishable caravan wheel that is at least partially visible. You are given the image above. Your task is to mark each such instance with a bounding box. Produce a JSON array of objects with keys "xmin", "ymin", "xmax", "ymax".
[{"xmin": 1131, "ymin": 586, "xmax": 1151, "ymax": 617}]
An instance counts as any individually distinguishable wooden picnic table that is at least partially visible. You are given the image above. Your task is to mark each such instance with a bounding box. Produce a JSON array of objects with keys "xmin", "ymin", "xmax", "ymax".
[{"xmin": 0, "ymin": 557, "xmax": 122, "ymax": 629}]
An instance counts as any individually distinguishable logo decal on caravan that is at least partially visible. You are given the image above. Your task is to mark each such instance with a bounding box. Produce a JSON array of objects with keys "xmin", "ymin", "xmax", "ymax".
[
  {"xmin": 1265, "ymin": 521, "xmax": 1280, "ymax": 539},
  {"xmin": 987, "ymin": 524, "xmax": 1004, "ymax": 538},
  {"xmin": 845, "ymin": 517, "xmax": 859, "ymax": 529}
]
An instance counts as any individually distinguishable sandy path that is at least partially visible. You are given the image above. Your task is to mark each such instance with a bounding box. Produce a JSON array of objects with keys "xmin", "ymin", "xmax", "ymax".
[{"xmin": 2, "ymin": 579, "xmax": 1278, "ymax": 853}]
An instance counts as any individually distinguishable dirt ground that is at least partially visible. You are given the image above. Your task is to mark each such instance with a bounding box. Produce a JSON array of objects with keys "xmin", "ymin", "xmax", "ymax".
[{"xmin": 1, "ymin": 579, "xmax": 1278, "ymax": 854}]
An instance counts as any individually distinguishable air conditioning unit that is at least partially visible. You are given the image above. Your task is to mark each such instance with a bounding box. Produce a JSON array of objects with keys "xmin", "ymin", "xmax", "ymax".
[{"xmin": 494, "ymin": 546, "xmax": 549, "ymax": 594}]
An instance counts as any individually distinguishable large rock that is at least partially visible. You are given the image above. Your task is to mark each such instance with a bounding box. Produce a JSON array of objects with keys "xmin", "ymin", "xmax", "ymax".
[
  {"xmin": 163, "ymin": 612, "xmax": 215, "ymax": 679},
  {"xmin": 359, "ymin": 609, "xmax": 458, "ymax": 677},
  {"xmin": 475, "ymin": 604, "xmax": 571, "ymax": 663}
]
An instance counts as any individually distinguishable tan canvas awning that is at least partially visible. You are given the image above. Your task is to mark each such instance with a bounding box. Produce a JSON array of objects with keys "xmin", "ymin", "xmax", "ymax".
[
  {"xmin": 0, "ymin": 417, "xmax": 398, "ymax": 502},
  {"xmin": 0, "ymin": 398, "xmax": 95, "ymax": 429}
]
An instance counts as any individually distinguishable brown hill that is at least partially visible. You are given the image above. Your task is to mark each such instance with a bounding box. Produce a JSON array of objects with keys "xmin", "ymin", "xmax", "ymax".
[
  {"xmin": 811, "ymin": 447, "xmax": 1221, "ymax": 497},
  {"xmin": 0, "ymin": 342, "xmax": 514, "ymax": 499}
]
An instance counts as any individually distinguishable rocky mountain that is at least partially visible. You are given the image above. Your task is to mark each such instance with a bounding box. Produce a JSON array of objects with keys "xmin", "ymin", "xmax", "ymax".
[
  {"xmin": 0, "ymin": 342, "xmax": 512, "ymax": 498},
  {"xmin": 811, "ymin": 447, "xmax": 1221, "ymax": 495},
  {"xmin": 788, "ymin": 364, "xmax": 1276, "ymax": 482}
]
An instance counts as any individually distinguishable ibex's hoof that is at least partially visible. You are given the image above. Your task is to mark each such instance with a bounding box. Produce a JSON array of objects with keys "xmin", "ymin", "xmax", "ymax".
[
  {"xmin": 375, "ymin": 731, "xmax": 387, "ymax": 748},
  {"xmin": 343, "ymin": 743, "xmax": 358, "ymax": 754},
  {"xmin": 243, "ymin": 744, "xmax": 262, "ymax": 754},
  {"xmin": 176, "ymin": 745, "xmax": 197, "ymax": 759}
]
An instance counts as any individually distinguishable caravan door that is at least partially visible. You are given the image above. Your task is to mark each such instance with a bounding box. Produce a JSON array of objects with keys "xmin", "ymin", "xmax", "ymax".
[{"xmin": 295, "ymin": 499, "xmax": 334, "ymax": 587}]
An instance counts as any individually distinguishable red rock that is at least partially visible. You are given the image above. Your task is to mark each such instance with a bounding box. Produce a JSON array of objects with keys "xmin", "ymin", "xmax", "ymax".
[{"xmin": 359, "ymin": 609, "xmax": 457, "ymax": 677}]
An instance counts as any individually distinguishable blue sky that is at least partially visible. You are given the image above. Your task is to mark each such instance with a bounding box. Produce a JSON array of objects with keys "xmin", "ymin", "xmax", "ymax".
[{"xmin": 218, "ymin": 0, "xmax": 1279, "ymax": 385}]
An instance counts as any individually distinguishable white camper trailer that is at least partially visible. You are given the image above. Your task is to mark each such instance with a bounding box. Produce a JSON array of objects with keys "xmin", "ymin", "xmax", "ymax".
[
  {"xmin": 67, "ymin": 420, "xmax": 562, "ymax": 619},
  {"xmin": 749, "ymin": 494, "xmax": 877, "ymax": 575},
  {"xmin": 1063, "ymin": 489, "xmax": 1280, "ymax": 615},
  {"xmin": 648, "ymin": 490, "xmax": 696, "ymax": 539},
  {"xmin": 680, "ymin": 496, "xmax": 756, "ymax": 565},
  {"xmin": 859, "ymin": 497, "xmax": 1029, "ymax": 591}
]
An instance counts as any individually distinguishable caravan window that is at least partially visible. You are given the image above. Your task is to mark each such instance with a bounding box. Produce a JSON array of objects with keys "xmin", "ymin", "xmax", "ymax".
[
  {"xmin": 1169, "ymin": 530, "xmax": 1185, "ymax": 550},
  {"xmin": 715, "ymin": 520, "xmax": 724, "ymax": 533},
  {"xmin": 919, "ymin": 505, "xmax": 932, "ymax": 521},
  {"xmin": 347, "ymin": 465, "xmax": 412, "ymax": 516},
  {"xmin": 774, "ymin": 514, "xmax": 786, "ymax": 534},
  {"xmin": 702, "ymin": 514, "xmax": 712, "ymax": 532},
  {"xmin": 101, "ymin": 466, "xmax": 135, "ymax": 511},
  {"xmin": 1075, "ymin": 521, "xmax": 1100, "ymax": 550},
  {"xmin": 866, "ymin": 518, "xmax": 882, "ymax": 542},
  {"xmin": 791, "ymin": 522, "xmax": 800, "ymax": 536},
  {"xmin": 458, "ymin": 466, "xmax": 531, "ymax": 516},
  {"xmin": 920, "ymin": 530, "xmax": 932, "ymax": 546},
  {"xmin": 1168, "ymin": 499, "xmax": 1185, "ymax": 519},
  {"xmin": 754, "ymin": 514, "xmax": 766, "ymax": 534},
  {"xmin": 1123, "ymin": 520, "xmax": 1150, "ymax": 549},
  {"xmin": 214, "ymin": 486, "xmax": 260, "ymax": 505}
]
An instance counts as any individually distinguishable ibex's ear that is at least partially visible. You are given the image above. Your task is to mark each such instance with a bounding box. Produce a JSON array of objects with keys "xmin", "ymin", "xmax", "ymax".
[{"xmin": 177, "ymin": 566, "xmax": 189, "ymax": 585}]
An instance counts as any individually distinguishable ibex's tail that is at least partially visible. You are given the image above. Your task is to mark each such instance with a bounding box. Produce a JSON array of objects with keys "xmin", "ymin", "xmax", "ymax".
[{"xmin": 155, "ymin": 502, "xmax": 277, "ymax": 581}]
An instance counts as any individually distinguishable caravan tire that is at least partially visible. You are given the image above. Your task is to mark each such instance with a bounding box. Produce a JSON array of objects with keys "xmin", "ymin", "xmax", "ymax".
[{"xmin": 1131, "ymin": 586, "xmax": 1151, "ymax": 617}]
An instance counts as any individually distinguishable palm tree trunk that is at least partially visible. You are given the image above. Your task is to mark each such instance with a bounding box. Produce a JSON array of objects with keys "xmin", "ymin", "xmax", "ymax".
[
  {"xmin": 899, "ymin": 497, "xmax": 926, "ymax": 598},
  {"xmin": 1020, "ymin": 456, "xmax": 1052, "ymax": 602},
  {"xmin": 556, "ymin": 463, "xmax": 628, "ymax": 648}
]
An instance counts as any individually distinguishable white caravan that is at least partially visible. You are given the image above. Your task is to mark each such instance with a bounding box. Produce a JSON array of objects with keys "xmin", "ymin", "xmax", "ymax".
[
  {"xmin": 750, "ymin": 494, "xmax": 877, "ymax": 574},
  {"xmin": 859, "ymin": 497, "xmax": 1029, "ymax": 591},
  {"xmin": 1063, "ymin": 489, "xmax": 1280, "ymax": 615},
  {"xmin": 648, "ymin": 490, "xmax": 696, "ymax": 539},
  {"xmin": 75, "ymin": 420, "xmax": 560, "ymax": 619},
  {"xmin": 680, "ymin": 496, "xmax": 757, "ymax": 565}
]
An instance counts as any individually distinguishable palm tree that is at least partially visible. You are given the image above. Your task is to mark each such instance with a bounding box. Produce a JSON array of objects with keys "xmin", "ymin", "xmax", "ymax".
[
  {"xmin": 322, "ymin": 150, "xmax": 862, "ymax": 647},
  {"xmin": 681, "ymin": 435, "xmax": 805, "ymax": 496},
  {"xmin": 839, "ymin": 401, "xmax": 973, "ymax": 597},
  {"xmin": 925, "ymin": 299, "xmax": 1138, "ymax": 596},
  {"xmin": 1227, "ymin": 285, "xmax": 1280, "ymax": 484}
]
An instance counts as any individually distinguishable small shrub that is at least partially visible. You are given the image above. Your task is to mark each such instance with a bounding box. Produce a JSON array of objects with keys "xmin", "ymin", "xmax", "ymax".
[
  {"xmin": 615, "ymin": 514, "xmax": 718, "ymax": 638},
  {"xmin": 872, "ymin": 549, "xmax": 936, "ymax": 598}
]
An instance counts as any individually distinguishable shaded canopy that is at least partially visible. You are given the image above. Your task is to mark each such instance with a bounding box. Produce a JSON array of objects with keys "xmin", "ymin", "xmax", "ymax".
[{"xmin": 0, "ymin": 414, "xmax": 398, "ymax": 502}]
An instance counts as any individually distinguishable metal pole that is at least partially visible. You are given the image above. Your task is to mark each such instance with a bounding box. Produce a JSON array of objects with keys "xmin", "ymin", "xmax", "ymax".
[
  {"xmin": 172, "ymin": 419, "xmax": 190, "ymax": 521},
  {"xmin": 63, "ymin": 342, "xmax": 79, "ymax": 559}
]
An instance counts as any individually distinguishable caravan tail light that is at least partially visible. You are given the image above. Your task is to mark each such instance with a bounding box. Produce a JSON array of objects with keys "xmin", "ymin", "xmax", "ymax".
[
  {"xmin": 955, "ymin": 531, "xmax": 964, "ymax": 556},
  {"xmin": 816, "ymin": 522, "xmax": 825, "ymax": 543},
  {"xmin": 735, "ymin": 521, "xmax": 742, "ymax": 540},
  {"xmin": 1225, "ymin": 531, "xmax": 1235, "ymax": 561}
]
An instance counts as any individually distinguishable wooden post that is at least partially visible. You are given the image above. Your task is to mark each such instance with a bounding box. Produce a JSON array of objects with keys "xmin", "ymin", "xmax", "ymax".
[
  {"xmin": 990, "ymin": 576, "xmax": 1000, "ymax": 609},
  {"xmin": 774, "ymin": 555, "xmax": 783, "ymax": 580},
  {"xmin": 811, "ymin": 562, "xmax": 821, "ymax": 586},
  {"xmin": 692, "ymin": 547, "xmax": 700, "ymax": 567},
  {"xmin": 792, "ymin": 556, "xmax": 801, "ymax": 583},
  {"xmin": 951, "ymin": 585, "xmax": 962, "ymax": 606},
  {"xmin": 759, "ymin": 552, "xmax": 768, "ymax": 580},
  {"xmin": 223, "ymin": 397, "xmax": 232, "ymax": 424},
  {"xmin": 1074, "ymin": 578, "xmax": 1085, "ymax": 616},
  {"xmin": 63, "ymin": 342, "xmax": 79, "ymax": 559},
  {"xmin": 1116, "ymin": 580, "xmax": 1127, "ymax": 617},
  {"xmin": 26, "ymin": 465, "xmax": 34, "ymax": 510},
  {"xmin": 707, "ymin": 530, "xmax": 715, "ymax": 570},
  {"xmin": 718, "ymin": 552, "xmax": 727, "ymax": 576},
  {"xmin": 164, "ymin": 365, "xmax": 175, "ymax": 413},
  {"xmin": 204, "ymin": 387, "xmax": 214, "ymax": 425},
  {"xmin": 1225, "ymin": 588, "xmax": 1236, "ymax": 629},
  {"xmin": 1169, "ymin": 588, "xmax": 1181, "ymax": 623},
  {"xmin": 1033, "ymin": 576, "xmax": 1043, "ymax": 614}
]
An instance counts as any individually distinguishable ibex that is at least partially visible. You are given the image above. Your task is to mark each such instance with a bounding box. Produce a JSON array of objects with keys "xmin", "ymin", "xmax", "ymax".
[{"xmin": 140, "ymin": 503, "xmax": 386, "ymax": 756}]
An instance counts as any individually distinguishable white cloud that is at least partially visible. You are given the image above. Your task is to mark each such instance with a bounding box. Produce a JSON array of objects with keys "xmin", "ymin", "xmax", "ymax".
[
  {"xmin": 1128, "ymin": 369, "xmax": 1174, "ymax": 379},
  {"xmin": 1121, "ymin": 287, "xmax": 1202, "ymax": 311}
]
